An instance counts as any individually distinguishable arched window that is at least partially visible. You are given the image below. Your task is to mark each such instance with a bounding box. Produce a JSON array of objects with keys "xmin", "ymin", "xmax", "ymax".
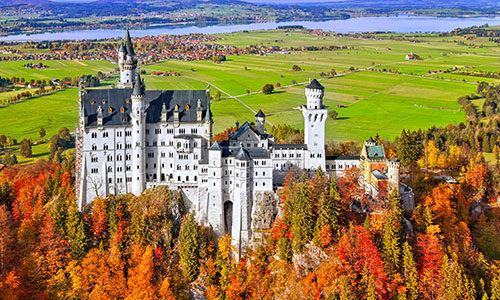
[
  {"xmin": 92, "ymin": 144, "xmax": 97, "ymax": 151},
  {"xmin": 308, "ymin": 114, "xmax": 312, "ymax": 122},
  {"xmin": 314, "ymin": 114, "xmax": 318, "ymax": 122}
]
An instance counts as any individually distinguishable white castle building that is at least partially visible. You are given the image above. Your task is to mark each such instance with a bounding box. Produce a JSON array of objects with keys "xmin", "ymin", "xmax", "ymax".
[{"xmin": 75, "ymin": 31, "xmax": 412, "ymax": 254}]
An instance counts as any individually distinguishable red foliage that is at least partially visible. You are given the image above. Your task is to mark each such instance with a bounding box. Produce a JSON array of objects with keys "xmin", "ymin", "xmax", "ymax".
[
  {"xmin": 417, "ymin": 227, "xmax": 443, "ymax": 299},
  {"xmin": 212, "ymin": 126, "xmax": 237, "ymax": 143},
  {"xmin": 336, "ymin": 226, "xmax": 388, "ymax": 297}
]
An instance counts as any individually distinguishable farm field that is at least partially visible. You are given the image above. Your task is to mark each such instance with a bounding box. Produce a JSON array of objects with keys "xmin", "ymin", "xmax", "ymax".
[
  {"xmin": 0, "ymin": 29, "xmax": 499, "ymax": 158},
  {"xmin": 0, "ymin": 60, "xmax": 116, "ymax": 82}
]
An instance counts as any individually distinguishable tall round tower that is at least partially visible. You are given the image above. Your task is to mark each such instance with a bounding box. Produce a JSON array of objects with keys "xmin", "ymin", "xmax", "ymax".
[
  {"xmin": 131, "ymin": 73, "xmax": 146, "ymax": 195},
  {"xmin": 302, "ymin": 79, "xmax": 327, "ymax": 171},
  {"xmin": 118, "ymin": 29, "xmax": 137, "ymax": 89},
  {"xmin": 388, "ymin": 157, "xmax": 401, "ymax": 194},
  {"xmin": 255, "ymin": 109, "xmax": 266, "ymax": 134}
]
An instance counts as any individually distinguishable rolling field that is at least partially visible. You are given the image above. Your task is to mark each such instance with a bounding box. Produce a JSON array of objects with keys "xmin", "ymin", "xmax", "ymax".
[
  {"xmin": 1, "ymin": 29, "xmax": 499, "ymax": 160},
  {"xmin": 0, "ymin": 60, "xmax": 116, "ymax": 82}
]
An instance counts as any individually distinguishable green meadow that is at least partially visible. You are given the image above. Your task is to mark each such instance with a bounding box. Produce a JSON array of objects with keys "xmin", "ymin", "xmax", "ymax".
[
  {"xmin": 0, "ymin": 60, "xmax": 116, "ymax": 82},
  {"xmin": 1, "ymin": 29, "xmax": 499, "ymax": 163}
]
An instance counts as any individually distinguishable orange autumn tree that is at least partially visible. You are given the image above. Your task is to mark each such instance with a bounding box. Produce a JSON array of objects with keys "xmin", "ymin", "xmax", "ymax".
[
  {"xmin": 417, "ymin": 226, "xmax": 444, "ymax": 300},
  {"xmin": 127, "ymin": 245, "xmax": 157, "ymax": 300}
]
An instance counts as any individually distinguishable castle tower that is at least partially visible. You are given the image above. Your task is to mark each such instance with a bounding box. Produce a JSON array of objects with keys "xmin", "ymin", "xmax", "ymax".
[
  {"xmin": 255, "ymin": 109, "xmax": 265, "ymax": 134},
  {"xmin": 232, "ymin": 147, "xmax": 251, "ymax": 257},
  {"xmin": 302, "ymin": 79, "xmax": 327, "ymax": 170},
  {"xmin": 388, "ymin": 157, "xmax": 401, "ymax": 194},
  {"xmin": 131, "ymin": 73, "xmax": 146, "ymax": 196},
  {"xmin": 76, "ymin": 84, "xmax": 88, "ymax": 209},
  {"xmin": 118, "ymin": 29, "xmax": 137, "ymax": 88}
]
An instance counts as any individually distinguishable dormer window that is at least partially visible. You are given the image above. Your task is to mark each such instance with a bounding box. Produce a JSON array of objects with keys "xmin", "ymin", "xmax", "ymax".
[
  {"xmin": 185, "ymin": 104, "xmax": 190, "ymax": 111},
  {"xmin": 108, "ymin": 107, "xmax": 113, "ymax": 113},
  {"xmin": 121, "ymin": 106, "xmax": 125, "ymax": 113},
  {"xmin": 90, "ymin": 100, "xmax": 95, "ymax": 105},
  {"xmin": 103, "ymin": 100, "xmax": 107, "ymax": 104}
]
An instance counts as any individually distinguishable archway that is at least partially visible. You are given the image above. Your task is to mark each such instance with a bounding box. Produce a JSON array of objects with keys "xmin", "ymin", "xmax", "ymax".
[{"xmin": 224, "ymin": 201, "xmax": 233, "ymax": 235}]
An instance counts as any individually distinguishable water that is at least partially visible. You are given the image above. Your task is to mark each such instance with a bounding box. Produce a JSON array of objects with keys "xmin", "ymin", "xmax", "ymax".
[{"xmin": 1, "ymin": 15, "xmax": 500, "ymax": 42}]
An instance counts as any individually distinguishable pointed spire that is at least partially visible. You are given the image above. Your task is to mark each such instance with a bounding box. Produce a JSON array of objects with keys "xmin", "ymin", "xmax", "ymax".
[
  {"xmin": 132, "ymin": 72, "xmax": 144, "ymax": 97},
  {"xmin": 255, "ymin": 109, "xmax": 265, "ymax": 118},
  {"xmin": 125, "ymin": 27, "xmax": 135, "ymax": 57},
  {"xmin": 210, "ymin": 141, "xmax": 222, "ymax": 150},
  {"xmin": 119, "ymin": 43, "xmax": 125, "ymax": 53},
  {"xmin": 204, "ymin": 104, "xmax": 212, "ymax": 121},
  {"xmin": 161, "ymin": 102, "xmax": 167, "ymax": 112}
]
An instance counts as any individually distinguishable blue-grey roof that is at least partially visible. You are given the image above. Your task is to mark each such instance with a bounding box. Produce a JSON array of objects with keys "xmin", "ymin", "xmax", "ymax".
[
  {"xmin": 219, "ymin": 146, "xmax": 270, "ymax": 159},
  {"xmin": 306, "ymin": 79, "xmax": 324, "ymax": 90},
  {"xmin": 82, "ymin": 88, "xmax": 209, "ymax": 127},
  {"xmin": 210, "ymin": 141, "xmax": 222, "ymax": 150},
  {"xmin": 372, "ymin": 170, "xmax": 388, "ymax": 180},
  {"xmin": 235, "ymin": 147, "xmax": 251, "ymax": 161},
  {"xmin": 367, "ymin": 145, "xmax": 384, "ymax": 159},
  {"xmin": 255, "ymin": 109, "xmax": 265, "ymax": 118}
]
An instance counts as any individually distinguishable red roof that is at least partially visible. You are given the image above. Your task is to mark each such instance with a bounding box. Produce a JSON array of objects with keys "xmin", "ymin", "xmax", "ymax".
[{"xmin": 0, "ymin": 164, "xmax": 5, "ymax": 171}]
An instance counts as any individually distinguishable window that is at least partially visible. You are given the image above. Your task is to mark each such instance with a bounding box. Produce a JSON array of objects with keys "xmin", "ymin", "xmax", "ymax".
[
  {"xmin": 117, "ymin": 143, "xmax": 122, "ymax": 150},
  {"xmin": 155, "ymin": 128, "xmax": 161, "ymax": 134},
  {"xmin": 103, "ymin": 144, "xmax": 109, "ymax": 150},
  {"xmin": 91, "ymin": 132, "xmax": 97, "ymax": 138},
  {"xmin": 108, "ymin": 178, "xmax": 112, "ymax": 184},
  {"xmin": 146, "ymin": 129, "xmax": 150, "ymax": 135},
  {"xmin": 92, "ymin": 144, "xmax": 97, "ymax": 151},
  {"xmin": 179, "ymin": 128, "xmax": 186, "ymax": 134},
  {"xmin": 117, "ymin": 155, "xmax": 123, "ymax": 161},
  {"xmin": 191, "ymin": 128, "xmax": 197, "ymax": 134},
  {"xmin": 91, "ymin": 168, "xmax": 98, "ymax": 174},
  {"xmin": 107, "ymin": 155, "xmax": 113, "ymax": 162},
  {"xmin": 147, "ymin": 152, "xmax": 154, "ymax": 158},
  {"xmin": 126, "ymin": 165, "xmax": 131, "ymax": 171},
  {"xmin": 126, "ymin": 177, "xmax": 132, "ymax": 182},
  {"xmin": 126, "ymin": 154, "xmax": 131, "ymax": 161},
  {"xmin": 126, "ymin": 143, "xmax": 131, "ymax": 149},
  {"xmin": 107, "ymin": 166, "xmax": 112, "ymax": 172},
  {"xmin": 117, "ymin": 131, "xmax": 122, "ymax": 137},
  {"xmin": 103, "ymin": 132, "xmax": 109, "ymax": 138},
  {"xmin": 91, "ymin": 156, "xmax": 98, "ymax": 163},
  {"xmin": 167, "ymin": 128, "xmax": 174, "ymax": 134},
  {"xmin": 117, "ymin": 178, "xmax": 123, "ymax": 183},
  {"xmin": 125, "ymin": 131, "xmax": 132, "ymax": 137}
]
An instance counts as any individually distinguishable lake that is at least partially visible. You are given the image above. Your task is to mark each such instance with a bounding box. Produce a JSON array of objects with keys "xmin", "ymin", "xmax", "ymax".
[{"xmin": 1, "ymin": 15, "xmax": 500, "ymax": 42}]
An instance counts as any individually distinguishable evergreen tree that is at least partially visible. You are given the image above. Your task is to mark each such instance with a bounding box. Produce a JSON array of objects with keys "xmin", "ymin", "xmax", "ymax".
[
  {"xmin": 179, "ymin": 213, "xmax": 201, "ymax": 282},
  {"xmin": 66, "ymin": 204, "xmax": 87, "ymax": 260},
  {"xmin": 442, "ymin": 253, "xmax": 476, "ymax": 299},
  {"xmin": 313, "ymin": 179, "xmax": 340, "ymax": 245},
  {"xmin": 402, "ymin": 241, "xmax": 419, "ymax": 300},
  {"xmin": 382, "ymin": 191, "xmax": 403, "ymax": 273},
  {"xmin": 291, "ymin": 178, "xmax": 314, "ymax": 251}
]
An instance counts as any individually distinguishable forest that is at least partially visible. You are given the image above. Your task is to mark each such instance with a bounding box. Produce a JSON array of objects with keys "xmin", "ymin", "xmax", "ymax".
[{"xmin": 1, "ymin": 85, "xmax": 500, "ymax": 299}]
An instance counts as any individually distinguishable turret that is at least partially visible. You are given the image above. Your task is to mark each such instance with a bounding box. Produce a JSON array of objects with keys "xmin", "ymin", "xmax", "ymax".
[
  {"xmin": 131, "ymin": 73, "xmax": 146, "ymax": 196},
  {"xmin": 365, "ymin": 137, "xmax": 376, "ymax": 147},
  {"xmin": 118, "ymin": 28, "xmax": 137, "ymax": 89},
  {"xmin": 255, "ymin": 109, "xmax": 265, "ymax": 134},
  {"xmin": 305, "ymin": 79, "xmax": 324, "ymax": 109},
  {"xmin": 161, "ymin": 102, "xmax": 168, "ymax": 123},
  {"xmin": 388, "ymin": 157, "xmax": 401, "ymax": 193},
  {"xmin": 97, "ymin": 105, "xmax": 103, "ymax": 126},
  {"xmin": 197, "ymin": 99, "xmax": 203, "ymax": 122}
]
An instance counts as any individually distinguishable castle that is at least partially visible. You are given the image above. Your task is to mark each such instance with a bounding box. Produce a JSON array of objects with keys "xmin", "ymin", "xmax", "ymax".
[{"xmin": 75, "ymin": 30, "xmax": 413, "ymax": 254}]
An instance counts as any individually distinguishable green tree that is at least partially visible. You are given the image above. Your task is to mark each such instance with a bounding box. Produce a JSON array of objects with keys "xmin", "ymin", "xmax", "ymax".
[
  {"xmin": 397, "ymin": 129, "xmax": 424, "ymax": 166},
  {"xmin": 262, "ymin": 83, "xmax": 274, "ymax": 95},
  {"xmin": 402, "ymin": 241, "xmax": 419, "ymax": 300},
  {"xmin": 291, "ymin": 176, "xmax": 314, "ymax": 251},
  {"xmin": 39, "ymin": 127, "xmax": 46, "ymax": 139},
  {"xmin": 328, "ymin": 110, "xmax": 338, "ymax": 120},
  {"xmin": 1, "ymin": 152, "xmax": 17, "ymax": 166},
  {"xmin": 66, "ymin": 204, "xmax": 87, "ymax": 260},
  {"xmin": 314, "ymin": 179, "xmax": 339, "ymax": 245},
  {"xmin": 19, "ymin": 139, "xmax": 32, "ymax": 158},
  {"xmin": 179, "ymin": 213, "xmax": 201, "ymax": 282}
]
